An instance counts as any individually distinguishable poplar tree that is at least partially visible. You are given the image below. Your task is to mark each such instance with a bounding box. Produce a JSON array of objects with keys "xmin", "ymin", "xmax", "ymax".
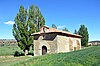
[{"xmin": 12, "ymin": 5, "xmax": 45, "ymax": 55}]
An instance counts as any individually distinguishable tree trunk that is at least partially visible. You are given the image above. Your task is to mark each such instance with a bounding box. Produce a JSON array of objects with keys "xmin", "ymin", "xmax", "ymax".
[{"xmin": 24, "ymin": 49, "xmax": 28, "ymax": 56}]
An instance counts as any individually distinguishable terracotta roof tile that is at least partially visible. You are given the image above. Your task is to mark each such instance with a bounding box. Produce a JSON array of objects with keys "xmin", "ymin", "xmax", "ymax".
[{"xmin": 31, "ymin": 26, "xmax": 82, "ymax": 38}]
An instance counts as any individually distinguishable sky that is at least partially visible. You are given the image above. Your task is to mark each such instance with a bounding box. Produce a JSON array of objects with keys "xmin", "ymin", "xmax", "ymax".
[{"xmin": 0, "ymin": 0, "xmax": 100, "ymax": 41}]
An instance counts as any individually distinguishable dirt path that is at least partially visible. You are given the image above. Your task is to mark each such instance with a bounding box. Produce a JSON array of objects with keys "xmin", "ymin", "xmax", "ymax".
[
  {"xmin": 0, "ymin": 56, "xmax": 14, "ymax": 58},
  {"xmin": 0, "ymin": 56, "xmax": 31, "ymax": 63}
]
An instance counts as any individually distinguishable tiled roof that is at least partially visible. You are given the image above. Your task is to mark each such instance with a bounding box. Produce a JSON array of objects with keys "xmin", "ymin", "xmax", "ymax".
[{"xmin": 31, "ymin": 26, "xmax": 82, "ymax": 38}]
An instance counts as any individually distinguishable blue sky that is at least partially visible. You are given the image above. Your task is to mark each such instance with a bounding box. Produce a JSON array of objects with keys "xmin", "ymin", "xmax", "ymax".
[{"xmin": 0, "ymin": 0, "xmax": 100, "ymax": 41}]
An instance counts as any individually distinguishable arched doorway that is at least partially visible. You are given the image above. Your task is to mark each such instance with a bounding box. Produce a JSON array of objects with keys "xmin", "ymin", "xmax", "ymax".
[{"xmin": 42, "ymin": 46, "xmax": 47, "ymax": 55}]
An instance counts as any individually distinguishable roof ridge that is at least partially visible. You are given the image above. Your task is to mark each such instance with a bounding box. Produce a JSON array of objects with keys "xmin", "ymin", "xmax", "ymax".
[{"xmin": 31, "ymin": 26, "xmax": 82, "ymax": 38}]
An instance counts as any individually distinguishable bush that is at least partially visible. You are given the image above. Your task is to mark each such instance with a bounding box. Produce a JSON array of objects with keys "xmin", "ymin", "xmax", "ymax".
[{"xmin": 14, "ymin": 51, "xmax": 20, "ymax": 56}]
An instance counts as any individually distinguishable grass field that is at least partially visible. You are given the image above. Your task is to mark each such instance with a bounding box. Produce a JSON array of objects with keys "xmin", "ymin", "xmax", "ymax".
[
  {"xmin": 13, "ymin": 46, "xmax": 100, "ymax": 66},
  {"xmin": 0, "ymin": 45, "xmax": 33, "ymax": 66},
  {"xmin": 0, "ymin": 56, "xmax": 31, "ymax": 66},
  {"xmin": 0, "ymin": 45, "xmax": 33, "ymax": 56},
  {"xmin": 0, "ymin": 46, "xmax": 23, "ymax": 56},
  {"xmin": 0, "ymin": 46, "xmax": 100, "ymax": 66}
]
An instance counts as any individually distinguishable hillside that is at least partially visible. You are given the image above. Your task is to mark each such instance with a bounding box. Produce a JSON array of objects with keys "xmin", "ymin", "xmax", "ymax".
[
  {"xmin": 14, "ymin": 46, "xmax": 100, "ymax": 66},
  {"xmin": 0, "ymin": 39, "xmax": 17, "ymax": 46}
]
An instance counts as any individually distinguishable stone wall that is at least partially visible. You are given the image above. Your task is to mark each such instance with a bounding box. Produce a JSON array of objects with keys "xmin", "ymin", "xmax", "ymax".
[
  {"xmin": 68, "ymin": 37, "xmax": 81, "ymax": 51},
  {"xmin": 33, "ymin": 33, "xmax": 81, "ymax": 56},
  {"xmin": 34, "ymin": 33, "xmax": 57, "ymax": 56},
  {"xmin": 57, "ymin": 35, "xmax": 69, "ymax": 53}
]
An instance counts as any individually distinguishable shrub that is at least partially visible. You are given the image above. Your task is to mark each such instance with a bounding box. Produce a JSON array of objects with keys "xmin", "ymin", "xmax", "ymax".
[{"xmin": 14, "ymin": 51, "xmax": 20, "ymax": 56}]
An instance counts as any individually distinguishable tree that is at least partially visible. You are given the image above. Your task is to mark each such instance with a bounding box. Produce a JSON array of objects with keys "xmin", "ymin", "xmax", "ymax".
[
  {"xmin": 12, "ymin": 5, "xmax": 45, "ymax": 55},
  {"xmin": 74, "ymin": 29, "xmax": 78, "ymax": 34},
  {"xmin": 78, "ymin": 25, "xmax": 89, "ymax": 47},
  {"xmin": 52, "ymin": 24, "xmax": 57, "ymax": 29},
  {"xmin": 32, "ymin": 6, "xmax": 45, "ymax": 32},
  {"xmin": 62, "ymin": 27, "xmax": 69, "ymax": 32}
]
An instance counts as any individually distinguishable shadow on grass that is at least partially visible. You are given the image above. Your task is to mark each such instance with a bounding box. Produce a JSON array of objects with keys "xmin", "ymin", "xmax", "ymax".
[{"xmin": 14, "ymin": 51, "xmax": 34, "ymax": 57}]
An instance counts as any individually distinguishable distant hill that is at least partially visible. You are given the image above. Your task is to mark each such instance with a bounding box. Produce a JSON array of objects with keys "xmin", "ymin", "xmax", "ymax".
[
  {"xmin": 0, "ymin": 39, "xmax": 17, "ymax": 46},
  {"xmin": 14, "ymin": 46, "xmax": 100, "ymax": 66}
]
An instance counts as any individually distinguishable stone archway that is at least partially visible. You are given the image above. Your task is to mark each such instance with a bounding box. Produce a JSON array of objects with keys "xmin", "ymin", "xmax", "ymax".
[
  {"xmin": 42, "ymin": 46, "xmax": 47, "ymax": 55},
  {"xmin": 38, "ymin": 41, "xmax": 50, "ymax": 55}
]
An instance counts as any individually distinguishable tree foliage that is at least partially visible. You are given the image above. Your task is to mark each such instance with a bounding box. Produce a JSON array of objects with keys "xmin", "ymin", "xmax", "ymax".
[
  {"xmin": 12, "ymin": 5, "xmax": 45, "ymax": 55},
  {"xmin": 74, "ymin": 29, "xmax": 78, "ymax": 34},
  {"xmin": 78, "ymin": 25, "xmax": 89, "ymax": 47},
  {"xmin": 52, "ymin": 24, "xmax": 57, "ymax": 29},
  {"xmin": 62, "ymin": 27, "xmax": 69, "ymax": 32}
]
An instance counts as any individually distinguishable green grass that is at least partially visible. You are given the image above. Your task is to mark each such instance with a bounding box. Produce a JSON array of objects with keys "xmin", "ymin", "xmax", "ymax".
[
  {"xmin": 0, "ymin": 46, "xmax": 23, "ymax": 56},
  {"xmin": 0, "ymin": 45, "xmax": 33, "ymax": 56},
  {"xmin": 0, "ymin": 45, "xmax": 33, "ymax": 66},
  {"xmin": 13, "ymin": 46, "xmax": 100, "ymax": 66},
  {"xmin": 0, "ymin": 46, "xmax": 100, "ymax": 66},
  {"xmin": 0, "ymin": 56, "xmax": 31, "ymax": 66}
]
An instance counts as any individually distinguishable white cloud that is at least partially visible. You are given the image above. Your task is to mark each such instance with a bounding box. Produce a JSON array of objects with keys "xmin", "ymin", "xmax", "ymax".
[
  {"xmin": 57, "ymin": 25, "xmax": 66, "ymax": 29},
  {"xmin": 4, "ymin": 21, "xmax": 15, "ymax": 25}
]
